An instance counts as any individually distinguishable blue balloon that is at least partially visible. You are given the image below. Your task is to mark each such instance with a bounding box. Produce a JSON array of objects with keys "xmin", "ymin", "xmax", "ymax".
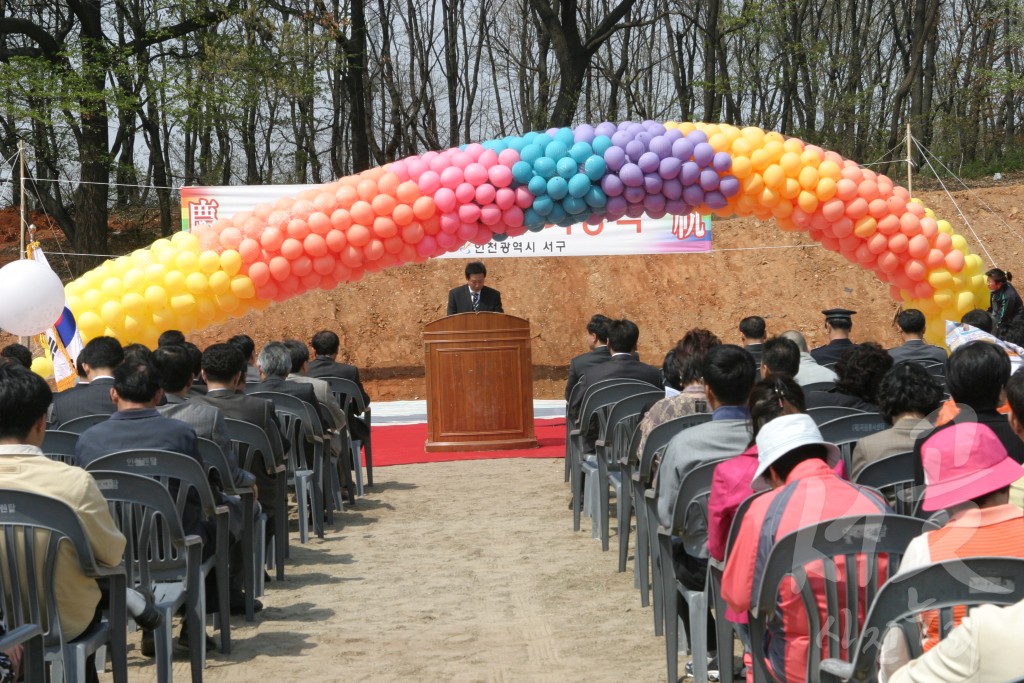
[
  {"xmin": 545, "ymin": 140, "xmax": 568, "ymax": 160},
  {"xmin": 591, "ymin": 135, "xmax": 613, "ymax": 156},
  {"xmin": 568, "ymin": 172, "xmax": 592, "ymax": 198},
  {"xmin": 583, "ymin": 155, "xmax": 607, "ymax": 181},
  {"xmin": 561, "ymin": 196, "xmax": 585, "ymax": 214},
  {"xmin": 547, "ymin": 176, "xmax": 569, "ymax": 200},
  {"xmin": 533, "ymin": 195, "xmax": 554, "ymax": 216},
  {"xmin": 527, "ymin": 175, "xmax": 548, "ymax": 196},
  {"xmin": 569, "ymin": 142, "xmax": 592, "ymax": 163},
  {"xmin": 555, "ymin": 127, "xmax": 576, "ymax": 146},
  {"xmin": 584, "ymin": 186, "xmax": 607, "ymax": 208},
  {"xmin": 523, "ymin": 207, "xmax": 544, "ymax": 227},
  {"xmin": 533, "ymin": 133, "xmax": 553, "ymax": 149},
  {"xmin": 547, "ymin": 204, "xmax": 567, "ymax": 224},
  {"xmin": 491, "ymin": 232, "xmax": 508, "ymax": 242},
  {"xmin": 482, "ymin": 139, "xmax": 505, "ymax": 151},
  {"xmin": 533, "ymin": 156, "xmax": 556, "ymax": 179},
  {"xmin": 520, "ymin": 144, "xmax": 543, "ymax": 165},
  {"xmin": 512, "ymin": 161, "xmax": 534, "ymax": 184},
  {"xmin": 556, "ymin": 157, "xmax": 577, "ymax": 179},
  {"xmin": 527, "ymin": 223, "xmax": 546, "ymax": 233}
]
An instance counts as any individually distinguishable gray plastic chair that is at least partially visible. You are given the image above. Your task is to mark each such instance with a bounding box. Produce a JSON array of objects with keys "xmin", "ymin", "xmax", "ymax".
[
  {"xmin": 84, "ymin": 450, "xmax": 232, "ymax": 655},
  {"xmin": 817, "ymin": 413, "xmax": 889, "ymax": 474},
  {"xmin": 89, "ymin": 470, "xmax": 204, "ymax": 683},
  {"xmin": 564, "ymin": 379, "xmax": 585, "ymax": 482},
  {"xmin": 617, "ymin": 422, "xmax": 644, "ymax": 574},
  {"xmin": 57, "ymin": 413, "xmax": 110, "ymax": 434},
  {"xmin": 802, "ymin": 381, "xmax": 837, "ymax": 394},
  {"xmin": 807, "ymin": 405, "xmax": 866, "ymax": 425},
  {"xmin": 0, "ymin": 623, "xmax": 45, "ymax": 683},
  {"xmin": 223, "ymin": 418, "xmax": 288, "ymax": 583},
  {"xmin": 0, "ymin": 489, "xmax": 128, "ymax": 683},
  {"xmin": 820, "ymin": 556, "xmax": 1024, "ymax": 682},
  {"xmin": 657, "ymin": 458, "xmax": 725, "ymax": 683},
  {"xmin": 853, "ymin": 451, "xmax": 919, "ymax": 516},
  {"xmin": 749, "ymin": 514, "xmax": 934, "ymax": 683},
  {"xmin": 320, "ymin": 375, "xmax": 374, "ymax": 490},
  {"xmin": 41, "ymin": 429, "xmax": 79, "ymax": 465}
]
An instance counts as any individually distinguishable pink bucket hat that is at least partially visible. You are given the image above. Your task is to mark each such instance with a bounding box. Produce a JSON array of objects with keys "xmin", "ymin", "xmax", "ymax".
[{"xmin": 920, "ymin": 422, "xmax": 1024, "ymax": 511}]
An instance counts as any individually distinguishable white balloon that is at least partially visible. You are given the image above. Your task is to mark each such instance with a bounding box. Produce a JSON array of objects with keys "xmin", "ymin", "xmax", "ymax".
[{"xmin": 0, "ymin": 259, "xmax": 66, "ymax": 336}]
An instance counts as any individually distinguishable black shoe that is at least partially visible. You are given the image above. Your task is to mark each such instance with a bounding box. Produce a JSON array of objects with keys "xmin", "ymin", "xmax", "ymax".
[
  {"xmin": 140, "ymin": 630, "xmax": 155, "ymax": 657},
  {"xmin": 229, "ymin": 597, "xmax": 264, "ymax": 616},
  {"xmin": 134, "ymin": 602, "xmax": 164, "ymax": 632},
  {"xmin": 176, "ymin": 623, "xmax": 218, "ymax": 654}
]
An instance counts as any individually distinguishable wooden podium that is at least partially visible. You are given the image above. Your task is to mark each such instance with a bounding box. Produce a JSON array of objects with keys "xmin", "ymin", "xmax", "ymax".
[{"xmin": 423, "ymin": 312, "xmax": 537, "ymax": 452}]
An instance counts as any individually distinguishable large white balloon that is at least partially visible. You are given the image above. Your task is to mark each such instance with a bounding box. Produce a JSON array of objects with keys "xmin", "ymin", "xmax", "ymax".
[{"xmin": 0, "ymin": 259, "xmax": 66, "ymax": 336}]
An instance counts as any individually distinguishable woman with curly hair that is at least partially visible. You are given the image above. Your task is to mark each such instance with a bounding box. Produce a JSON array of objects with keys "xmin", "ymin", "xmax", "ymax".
[{"xmin": 805, "ymin": 342, "xmax": 893, "ymax": 412}]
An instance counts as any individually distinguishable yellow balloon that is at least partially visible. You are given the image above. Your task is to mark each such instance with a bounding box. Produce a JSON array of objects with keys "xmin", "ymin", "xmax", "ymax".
[
  {"xmin": 927, "ymin": 269, "xmax": 954, "ymax": 290},
  {"xmin": 185, "ymin": 272, "xmax": 210, "ymax": 295},
  {"xmin": 152, "ymin": 308, "xmax": 176, "ymax": 328},
  {"xmin": 172, "ymin": 231, "xmax": 200, "ymax": 251},
  {"xmin": 951, "ymin": 234, "xmax": 968, "ymax": 251},
  {"xmin": 78, "ymin": 311, "xmax": 104, "ymax": 340},
  {"xmin": 956, "ymin": 290, "xmax": 976, "ymax": 314},
  {"xmin": 208, "ymin": 271, "xmax": 231, "ymax": 295},
  {"xmin": 779, "ymin": 152, "xmax": 802, "ymax": 177},
  {"xmin": 176, "ymin": 251, "xmax": 199, "ymax": 273},
  {"xmin": 230, "ymin": 276, "xmax": 256, "ymax": 299},
  {"xmin": 762, "ymin": 164, "xmax": 785, "ymax": 189},
  {"xmin": 83, "ymin": 289, "xmax": 104, "ymax": 310},
  {"xmin": 112, "ymin": 257, "xmax": 132, "ymax": 276},
  {"xmin": 102, "ymin": 277, "xmax": 124, "ymax": 299},
  {"xmin": 145, "ymin": 263, "xmax": 167, "ymax": 283},
  {"xmin": 170, "ymin": 293, "xmax": 197, "ymax": 314},
  {"xmin": 31, "ymin": 356, "xmax": 54, "ymax": 379},
  {"xmin": 165, "ymin": 270, "xmax": 186, "ymax": 291},
  {"xmin": 145, "ymin": 285, "xmax": 167, "ymax": 309},
  {"xmin": 196, "ymin": 299, "xmax": 218, "ymax": 321},
  {"xmin": 100, "ymin": 300, "xmax": 124, "ymax": 327},
  {"xmin": 123, "ymin": 268, "xmax": 146, "ymax": 292},
  {"xmin": 198, "ymin": 251, "xmax": 221, "ymax": 275},
  {"xmin": 123, "ymin": 315, "xmax": 144, "ymax": 337},
  {"xmin": 216, "ymin": 291, "xmax": 240, "ymax": 313},
  {"xmin": 933, "ymin": 288, "xmax": 955, "ymax": 309},
  {"xmin": 817, "ymin": 160, "xmax": 842, "ymax": 181},
  {"xmin": 220, "ymin": 250, "xmax": 243, "ymax": 277}
]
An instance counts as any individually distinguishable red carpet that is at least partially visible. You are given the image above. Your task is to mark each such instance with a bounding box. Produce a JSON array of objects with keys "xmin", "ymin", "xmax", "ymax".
[{"xmin": 369, "ymin": 418, "xmax": 566, "ymax": 466}]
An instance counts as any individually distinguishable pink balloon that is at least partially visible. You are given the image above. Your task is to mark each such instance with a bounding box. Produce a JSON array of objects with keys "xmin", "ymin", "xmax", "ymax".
[
  {"xmin": 502, "ymin": 206, "xmax": 525, "ymax": 227},
  {"xmin": 452, "ymin": 152, "xmax": 473, "ymax": 169},
  {"xmin": 440, "ymin": 167, "xmax": 463, "ymax": 189},
  {"xmin": 436, "ymin": 231, "xmax": 458, "ymax": 249},
  {"xmin": 488, "ymin": 164, "xmax": 513, "ymax": 188},
  {"xmin": 418, "ymin": 170, "xmax": 441, "ymax": 195},
  {"xmin": 421, "ymin": 150, "xmax": 439, "ymax": 163},
  {"xmin": 439, "ymin": 212, "xmax": 461, "ymax": 234},
  {"xmin": 457, "ymin": 223, "xmax": 477, "ymax": 240},
  {"xmin": 416, "ymin": 235, "xmax": 437, "ymax": 257},
  {"xmin": 429, "ymin": 155, "xmax": 450, "ymax": 173},
  {"xmin": 455, "ymin": 182, "xmax": 476, "ymax": 204},
  {"xmin": 434, "ymin": 187, "xmax": 457, "ymax": 213},
  {"xmin": 480, "ymin": 204, "xmax": 502, "ymax": 226},
  {"xmin": 407, "ymin": 158, "xmax": 428, "ymax": 180},
  {"xmin": 498, "ymin": 149, "xmax": 520, "ymax": 167},
  {"xmin": 389, "ymin": 160, "xmax": 410, "ymax": 181},
  {"xmin": 471, "ymin": 226, "xmax": 492, "ymax": 245},
  {"xmin": 515, "ymin": 186, "xmax": 534, "ymax": 208},
  {"xmin": 479, "ymin": 149, "xmax": 499, "ymax": 167},
  {"xmin": 475, "ymin": 184, "xmax": 497, "ymax": 206},
  {"xmin": 464, "ymin": 143, "xmax": 485, "ymax": 160},
  {"xmin": 459, "ymin": 204, "xmax": 481, "ymax": 223},
  {"xmin": 465, "ymin": 163, "xmax": 489, "ymax": 186},
  {"xmin": 494, "ymin": 187, "xmax": 516, "ymax": 210}
]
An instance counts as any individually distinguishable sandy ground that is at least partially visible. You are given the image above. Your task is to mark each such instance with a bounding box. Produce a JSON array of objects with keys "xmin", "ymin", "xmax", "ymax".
[{"xmin": 120, "ymin": 458, "xmax": 669, "ymax": 682}]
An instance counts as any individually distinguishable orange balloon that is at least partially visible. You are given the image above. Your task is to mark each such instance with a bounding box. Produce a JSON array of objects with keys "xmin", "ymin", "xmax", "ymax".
[
  {"xmin": 815, "ymin": 177, "xmax": 837, "ymax": 202},
  {"xmin": 350, "ymin": 201, "xmax": 374, "ymax": 226},
  {"xmin": 219, "ymin": 227, "xmax": 243, "ymax": 250},
  {"xmin": 331, "ymin": 209, "xmax": 353, "ymax": 231},
  {"xmin": 261, "ymin": 227, "xmax": 284, "ymax": 252},
  {"xmin": 759, "ymin": 188, "xmax": 780, "ymax": 208},
  {"xmin": 248, "ymin": 262, "xmax": 271, "ymax": 287},
  {"xmin": 934, "ymin": 233, "xmax": 953, "ymax": 253},
  {"xmin": 340, "ymin": 245, "xmax": 364, "ymax": 268},
  {"xmin": 401, "ymin": 223, "xmax": 425, "ymax": 244},
  {"xmin": 743, "ymin": 174, "xmax": 764, "ymax": 195},
  {"xmin": 396, "ymin": 181, "xmax": 420, "ymax": 204},
  {"xmin": 945, "ymin": 250, "xmax": 966, "ymax": 272},
  {"xmin": 312, "ymin": 192, "xmax": 338, "ymax": 215},
  {"xmin": 899, "ymin": 212, "xmax": 921, "ymax": 236},
  {"xmin": 886, "ymin": 195, "xmax": 907, "ymax": 216},
  {"xmin": 798, "ymin": 166, "xmax": 819, "ymax": 191},
  {"xmin": 304, "ymin": 233, "xmax": 328, "ymax": 258},
  {"xmin": 878, "ymin": 251, "xmax": 901, "ymax": 273},
  {"xmin": 920, "ymin": 217, "xmax": 938, "ymax": 239},
  {"xmin": 326, "ymin": 229, "xmax": 347, "ymax": 253},
  {"xmin": 762, "ymin": 164, "xmax": 785, "ymax": 189},
  {"xmin": 292, "ymin": 256, "xmax": 313, "ymax": 277},
  {"xmin": 877, "ymin": 215, "xmax": 902, "ymax": 236},
  {"xmin": 868, "ymin": 198, "xmax": 889, "ymax": 219},
  {"xmin": 832, "ymin": 217, "xmax": 853, "ymax": 238},
  {"xmin": 857, "ymin": 180, "xmax": 879, "ymax": 201},
  {"xmin": 291, "ymin": 199, "xmax": 315, "ymax": 220},
  {"xmin": 781, "ymin": 178, "xmax": 801, "ymax": 200},
  {"xmin": 905, "ymin": 259, "xmax": 927, "ymax": 282},
  {"xmin": 269, "ymin": 256, "xmax": 290, "ymax": 281},
  {"xmin": 313, "ymin": 255, "xmax": 336, "ymax": 275},
  {"xmin": 926, "ymin": 248, "xmax": 946, "ymax": 269},
  {"xmin": 867, "ymin": 232, "xmax": 889, "ymax": 254},
  {"xmin": 797, "ymin": 191, "xmax": 818, "ymax": 214},
  {"xmin": 835, "ymin": 178, "xmax": 859, "ymax": 201},
  {"xmin": 238, "ymin": 238, "xmax": 261, "ymax": 264},
  {"xmin": 356, "ymin": 178, "xmax": 378, "ymax": 201},
  {"xmin": 347, "ymin": 224, "xmax": 371, "ymax": 248},
  {"xmin": 377, "ymin": 172, "xmax": 401, "ymax": 197},
  {"xmin": 914, "ymin": 281, "xmax": 934, "ymax": 299},
  {"xmin": 335, "ymin": 185, "xmax": 359, "ymax": 209},
  {"xmin": 393, "ymin": 204, "xmax": 415, "ymax": 227},
  {"xmin": 844, "ymin": 198, "xmax": 869, "ymax": 220},
  {"xmin": 383, "ymin": 236, "xmax": 404, "ymax": 254},
  {"xmin": 822, "ymin": 199, "xmax": 845, "ymax": 222},
  {"xmin": 889, "ymin": 233, "xmax": 909, "ymax": 254},
  {"xmin": 372, "ymin": 194, "xmax": 397, "ymax": 217},
  {"xmin": 373, "ymin": 217, "xmax": 398, "ymax": 239},
  {"xmin": 308, "ymin": 212, "xmax": 332, "ymax": 235},
  {"xmin": 907, "ymin": 234, "xmax": 930, "ymax": 259},
  {"xmin": 287, "ymin": 219, "xmax": 310, "ymax": 240},
  {"xmin": 853, "ymin": 217, "xmax": 877, "ymax": 239},
  {"xmin": 363, "ymin": 238, "xmax": 385, "ymax": 261},
  {"xmin": 301, "ymin": 272, "xmax": 322, "ymax": 290},
  {"xmin": 280, "ymin": 238, "xmax": 303, "ymax": 260},
  {"xmin": 413, "ymin": 196, "xmax": 436, "ymax": 220}
]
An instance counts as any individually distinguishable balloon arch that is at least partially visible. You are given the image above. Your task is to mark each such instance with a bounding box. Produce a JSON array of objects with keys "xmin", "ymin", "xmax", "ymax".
[{"xmin": 65, "ymin": 122, "xmax": 987, "ymax": 348}]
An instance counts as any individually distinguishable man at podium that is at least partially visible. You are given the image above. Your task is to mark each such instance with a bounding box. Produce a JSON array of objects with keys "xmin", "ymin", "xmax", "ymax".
[{"xmin": 447, "ymin": 261, "xmax": 504, "ymax": 314}]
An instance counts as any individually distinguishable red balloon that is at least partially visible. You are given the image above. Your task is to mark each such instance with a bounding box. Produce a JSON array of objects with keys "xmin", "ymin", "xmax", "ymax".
[
  {"xmin": 280, "ymin": 238, "xmax": 304, "ymax": 260},
  {"xmin": 308, "ymin": 212, "xmax": 332, "ymax": 235},
  {"xmin": 269, "ymin": 256, "xmax": 291, "ymax": 281},
  {"xmin": 304, "ymin": 233, "xmax": 328, "ymax": 257},
  {"xmin": 326, "ymin": 230, "xmax": 347, "ymax": 253}
]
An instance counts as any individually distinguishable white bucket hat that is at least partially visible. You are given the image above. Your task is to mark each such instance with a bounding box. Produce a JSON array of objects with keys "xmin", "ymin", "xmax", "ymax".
[{"xmin": 751, "ymin": 413, "xmax": 841, "ymax": 491}]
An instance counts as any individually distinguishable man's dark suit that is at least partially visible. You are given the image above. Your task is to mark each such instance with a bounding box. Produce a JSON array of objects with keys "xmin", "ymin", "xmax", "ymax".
[
  {"xmin": 256, "ymin": 376, "xmax": 330, "ymax": 430},
  {"xmin": 307, "ymin": 356, "xmax": 371, "ymax": 441},
  {"xmin": 447, "ymin": 285, "xmax": 503, "ymax": 314},
  {"xmin": 810, "ymin": 338, "xmax": 859, "ymax": 367},
  {"xmin": 565, "ymin": 345, "xmax": 611, "ymax": 401},
  {"xmin": 888, "ymin": 339, "xmax": 947, "ymax": 366},
  {"xmin": 193, "ymin": 389, "xmax": 286, "ymax": 524},
  {"xmin": 49, "ymin": 377, "xmax": 116, "ymax": 426},
  {"xmin": 571, "ymin": 353, "xmax": 663, "ymax": 450},
  {"xmin": 745, "ymin": 343, "xmax": 764, "ymax": 370}
]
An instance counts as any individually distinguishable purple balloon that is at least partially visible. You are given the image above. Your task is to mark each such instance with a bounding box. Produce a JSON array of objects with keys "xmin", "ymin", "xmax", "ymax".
[
  {"xmin": 644, "ymin": 193, "xmax": 666, "ymax": 214},
  {"xmin": 671, "ymin": 138, "xmax": 695, "ymax": 161},
  {"xmin": 680, "ymin": 161, "xmax": 701, "ymax": 185},
  {"xmin": 712, "ymin": 151, "xmax": 733, "ymax": 173},
  {"xmin": 626, "ymin": 122, "xmax": 644, "ymax": 136},
  {"xmin": 623, "ymin": 185, "xmax": 647, "ymax": 204},
  {"xmin": 644, "ymin": 121, "xmax": 667, "ymax": 136},
  {"xmin": 705, "ymin": 190, "xmax": 727, "ymax": 210},
  {"xmin": 649, "ymin": 135, "xmax": 673, "ymax": 159},
  {"xmin": 664, "ymin": 128, "xmax": 683, "ymax": 142},
  {"xmin": 619, "ymin": 162, "xmax": 645, "ymax": 187},
  {"xmin": 719, "ymin": 175, "xmax": 741, "ymax": 198},
  {"xmin": 693, "ymin": 142, "xmax": 715, "ymax": 167},
  {"xmin": 638, "ymin": 151, "xmax": 661, "ymax": 173},
  {"xmin": 686, "ymin": 129, "xmax": 709, "ymax": 145},
  {"xmin": 643, "ymin": 172, "xmax": 663, "ymax": 195},
  {"xmin": 611, "ymin": 131, "xmax": 632, "ymax": 148},
  {"xmin": 646, "ymin": 207, "xmax": 667, "ymax": 220},
  {"xmin": 604, "ymin": 145, "xmax": 626, "ymax": 171},
  {"xmin": 700, "ymin": 168, "xmax": 721, "ymax": 191},
  {"xmin": 595, "ymin": 122, "xmax": 617, "ymax": 137},
  {"xmin": 626, "ymin": 202, "xmax": 645, "ymax": 218},
  {"xmin": 665, "ymin": 199, "xmax": 690, "ymax": 215},
  {"xmin": 662, "ymin": 178, "xmax": 683, "ymax": 200},
  {"xmin": 625, "ymin": 140, "xmax": 646, "ymax": 163},
  {"xmin": 601, "ymin": 173, "xmax": 624, "ymax": 197},
  {"xmin": 659, "ymin": 157, "xmax": 682, "ymax": 180},
  {"xmin": 546, "ymin": 127, "xmax": 560, "ymax": 137},
  {"xmin": 605, "ymin": 195, "xmax": 627, "ymax": 216},
  {"xmin": 682, "ymin": 184, "xmax": 705, "ymax": 207},
  {"xmin": 635, "ymin": 132, "xmax": 653, "ymax": 150},
  {"xmin": 617, "ymin": 121, "xmax": 632, "ymax": 131},
  {"xmin": 573, "ymin": 124, "xmax": 596, "ymax": 143}
]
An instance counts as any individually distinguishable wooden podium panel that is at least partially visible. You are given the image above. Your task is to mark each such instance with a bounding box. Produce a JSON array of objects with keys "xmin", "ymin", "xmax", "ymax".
[{"xmin": 423, "ymin": 312, "xmax": 537, "ymax": 452}]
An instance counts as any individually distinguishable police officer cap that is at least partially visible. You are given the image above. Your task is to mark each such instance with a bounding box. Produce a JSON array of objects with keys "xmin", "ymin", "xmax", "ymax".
[{"xmin": 822, "ymin": 308, "xmax": 856, "ymax": 323}]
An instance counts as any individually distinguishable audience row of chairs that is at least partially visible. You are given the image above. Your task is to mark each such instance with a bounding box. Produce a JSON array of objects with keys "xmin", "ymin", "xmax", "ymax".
[{"xmin": 565, "ymin": 375, "xmax": 1022, "ymax": 683}]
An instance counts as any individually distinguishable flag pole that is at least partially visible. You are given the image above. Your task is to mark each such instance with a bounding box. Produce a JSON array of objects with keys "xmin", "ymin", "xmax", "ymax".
[{"xmin": 18, "ymin": 140, "xmax": 27, "ymax": 346}]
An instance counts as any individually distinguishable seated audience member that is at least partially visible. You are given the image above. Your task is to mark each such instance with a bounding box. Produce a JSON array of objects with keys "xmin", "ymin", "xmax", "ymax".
[
  {"xmin": 258, "ymin": 342, "xmax": 330, "ymax": 428},
  {"xmin": 759, "ymin": 336, "xmax": 800, "ymax": 379},
  {"xmin": 570, "ymin": 319, "xmax": 662, "ymax": 452},
  {"xmin": 306, "ymin": 330, "xmax": 371, "ymax": 443},
  {"xmin": 998, "ymin": 318, "xmax": 1024, "ymax": 348},
  {"xmin": 182, "ymin": 341, "xmax": 207, "ymax": 395},
  {"xmin": 887, "ymin": 597, "xmax": 1024, "ymax": 683},
  {"xmin": 780, "ymin": 330, "xmax": 837, "ymax": 386},
  {"xmin": 228, "ymin": 334, "xmax": 261, "ymax": 383},
  {"xmin": 739, "ymin": 316, "xmax": 767, "ymax": 369},
  {"xmin": 0, "ymin": 343, "xmax": 32, "ymax": 369},
  {"xmin": 0, "ymin": 363, "xmax": 127, "ymax": 646},
  {"xmin": 880, "ymin": 422, "xmax": 1024, "ymax": 680},
  {"xmin": 157, "ymin": 329, "xmax": 187, "ymax": 347},
  {"xmin": 961, "ymin": 308, "xmax": 994, "ymax": 334},
  {"xmin": 889, "ymin": 309, "xmax": 947, "ymax": 366},
  {"xmin": 194, "ymin": 344, "xmax": 287, "ymax": 547},
  {"xmin": 915, "ymin": 341, "xmax": 1024, "ymax": 480},
  {"xmin": 0, "ymin": 627, "xmax": 15, "ymax": 683},
  {"xmin": 635, "ymin": 329, "xmax": 720, "ymax": 457},
  {"xmin": 564, "ymin": 314, "xmax": 613, "ymax": 401},
  {"xmin": 722, "ymin": 413, "xmax": 890, "ymax": 683},
  {"xmin": 806, "ymin": 342, "xmax": 893, "ymax": 412},
  {"xmin": 850, "ymin": 362, "xmax": 943, "ymax": 478},
  {"xmin": 810, "ymin": 308, "xmax": 860, "ymax": 366},
  {"xmin": 121, "ymin": 342, "xmax": 155, "ymax": 365},
  {"xmin": 49, "ymin": 336, "xmax": 124, "ymax": 426},
  {"xmin": 1000, "ymin": 369, "xmax": 1024, "ymax": 508}
]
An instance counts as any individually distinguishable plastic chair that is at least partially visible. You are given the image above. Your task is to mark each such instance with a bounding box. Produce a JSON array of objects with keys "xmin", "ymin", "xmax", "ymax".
[
  {"xmin": 635, "ymin": 413, "xmax": 712, "ymax": 630},
  {"xmin": 817, "ymin": 413, "xmax": 889, "ymax": 474},
  {"xmin": 320, "ymin": 376, "xmax": 374, "ymax": 490},
  {"xmin": 853, "ymin": 451, "xmax": 920, "ymax": 516},
  {"xmin": 83, "ymin": 450, "xmax": 232, "ymax": 655},
  {"xmin": 587, "ymin": 390, "xmax": 662, "ymax": 550},
  {"xmin": 223, "ymin": 418, "xmax": 289, "ymax": 584},
  {"xmin": 251, "ymin": 391, "xmax": 326, "ymax": 542},
  {"xmin": 802, "ymin": 381, "xmax": 837, "ymax": 394},
  {"xmin": 0, "ymin": 623, "xmax": 45, "ymax": 683},
  {"xmin": 657, "ymin": 459, "xmax": 725, "ymax": 683},
  {"xmin": 0, "ymin": 489, "xmax": 128, "ymax": 683},
  {"xmin": 89, "ymin": 470, "xmax": 205, "ymax": 683},
  {"xmin": 749, "ymin": 514, "xmax": 934, "ymax": 683},
  {"xmin": 819, "ymin": 556, "xmax": 1024, "ymax": 682},
  {"xmin": 58, "ymin": 413, "xmax": 110, "ymax": 434},
  {"xmin": 564, "ymin": 378, "xmax": 585, "ymax": 482},
  {"xmin": 41, "ymin": 429, "xmax": 78, "ymax": 465},
  {"xmin": 617, "ymin": 422, "xmax": 644, "ymax": 574},
  {"xmin": 197, "ymin": 437, "xmax": 265, "ymax": 621},
  {"xmin": 807, "ymin": 405, "xmax": 867, "ymax": 425},
  {"xmin": 569, "ymin": 379, "xmax": 659, "ymax": 532}
]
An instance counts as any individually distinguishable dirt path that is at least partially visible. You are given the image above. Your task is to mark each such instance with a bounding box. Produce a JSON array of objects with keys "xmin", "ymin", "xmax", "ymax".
[{"xmin": 123, "ymin": 458, "xmax": 668, "ymax": 682}]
